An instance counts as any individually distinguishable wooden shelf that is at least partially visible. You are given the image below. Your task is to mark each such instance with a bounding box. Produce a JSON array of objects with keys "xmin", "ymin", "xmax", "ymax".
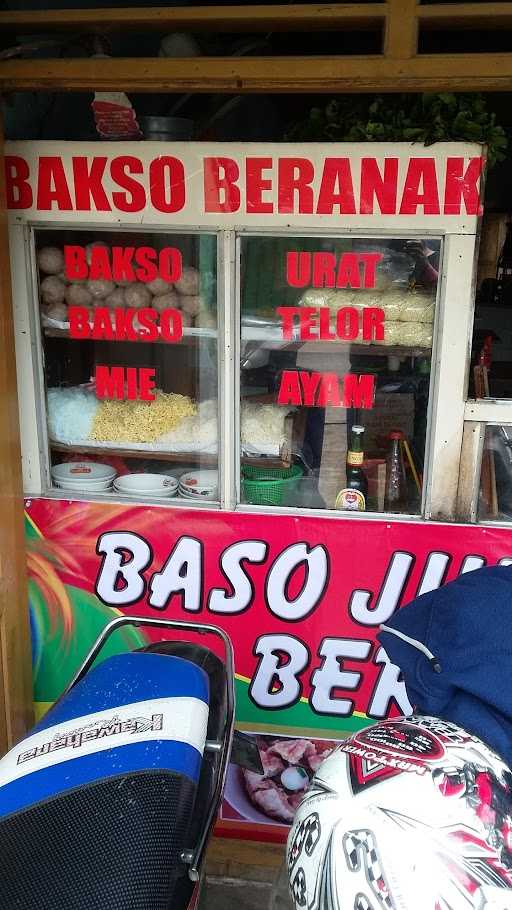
[
  {"xmin": 242, "ymin": 340, "xmax": 430, "ymax": 358},
  {"xmin": 43, "ymin": 326, "xmax": 216, "ymax": 345},
  {"xmin": 50, "ymin": 441, "xmax": 218, "ymax": 465},
  {"xmin": 50, "ymin": 440, "xmax": 291, "ymax": 469},
  {"xmin": 349, "ymin": 344, "xmax": 430, "ymax": 358},
  {"xmin": 44, "ymin": 326, "xmax": 429, "ymax": 358}
]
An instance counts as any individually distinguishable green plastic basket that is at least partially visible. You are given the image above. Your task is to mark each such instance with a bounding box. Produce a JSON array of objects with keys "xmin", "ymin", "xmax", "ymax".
[{"xmin": 242, "ymin": 463, "xmax": 303, "ymax": 506}]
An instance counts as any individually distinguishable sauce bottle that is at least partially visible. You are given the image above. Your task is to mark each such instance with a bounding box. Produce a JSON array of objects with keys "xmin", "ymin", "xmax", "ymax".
[
  {"xmin": 335, "ymin": 425, "xmax": 368, "ymax": 511},
  {"xmin": 384, "ymin": 430, "xmax": 408, "ymax": 512}
]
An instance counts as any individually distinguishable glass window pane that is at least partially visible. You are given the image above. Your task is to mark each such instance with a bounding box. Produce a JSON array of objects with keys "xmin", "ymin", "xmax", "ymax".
[
  {"xmin": 36, "ymin": 228, "xmax": 218, "ymax": 502},
  {"xmin": 239, "ymin": 235, "xmax": 440, "ymax": 514},
  {"xmin": 478, "ymin": 425, "xmax": 512, "ymax": 521},
  {"xmin": 472, "ymin": 215, "xmax": 512, "ymax": 398}
]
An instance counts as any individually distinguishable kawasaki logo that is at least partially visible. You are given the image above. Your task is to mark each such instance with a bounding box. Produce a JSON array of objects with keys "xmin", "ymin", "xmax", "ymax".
[{"xmin": 16, "ymin": 713, "xmax": 163, "ymax": 765}]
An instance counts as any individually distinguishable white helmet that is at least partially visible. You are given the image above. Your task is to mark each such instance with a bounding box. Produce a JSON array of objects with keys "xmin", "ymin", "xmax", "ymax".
[{"xmin": 286, "ymin": 716, "xmax": 512, "ymax": 910}]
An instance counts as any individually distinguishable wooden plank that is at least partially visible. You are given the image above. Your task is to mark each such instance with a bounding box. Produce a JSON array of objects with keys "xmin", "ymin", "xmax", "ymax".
[
  {"xmin": 50, "ymin": 441, "xmax": 218, "ymax": 464},
  {"xmin": 419, "ymin": 2, "xmax": 512, "ymax": 30},
  {"xmin": 206, "ymin": 836, "xmax": 284, "ymax": 880},
  {"xmin": 2, "ymin": 53, "xmax": 512, "ymax": 93},
  {"xmin": 456, "ymin": 420, "xmax": 485, "ymax": 522},
  {"xmin": 465, "ymin": 399, "xmax": 512, "ymax": 423},
  {"xmin": 0, "ymin": 3, "xmax": 385, "ymax": 33},
  {"xmin": 474, "ymin": 365, "xmax": 498, "ymax": 518},
  {"xmin": 3, "ymin": 1, "xmax": 512, "ymax": 35},
  {"xmin": 0, "ymin": 112, "xmax": 34, "ymax": 752},
  {"xmin": 384, "ymin": 0, "xmax": 418, "ymax": 59}
]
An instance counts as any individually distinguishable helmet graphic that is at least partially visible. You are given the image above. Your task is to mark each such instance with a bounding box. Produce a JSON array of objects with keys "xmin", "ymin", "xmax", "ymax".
[{"xmin": 286, "ymin": 716, "xmax": 512, "ymax": 910}]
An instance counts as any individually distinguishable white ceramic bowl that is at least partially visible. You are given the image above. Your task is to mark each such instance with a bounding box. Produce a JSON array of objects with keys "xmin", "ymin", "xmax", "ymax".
[
  {"xmin": 53, "ymin": 474, "xmax": 114, "ymax": 486},
  {"xmin": 179, "ymin": 469, "xmax": 218, "ymax": 491},
  {"xmin": 52, "ymin": 461, "xmax": 116, "ymax": 482},
  {"xmin": 54, "ymin": 479, "xmax": 113, "ymax": 492},
  {"xmin": 178, "ymin": 487, "xmax": 217, "ymax": 502},
  {"xmin": 114, "ymin": 489, "xmax": 177, "ymax": 499},
  {"xmin": 114, "ymin": 474, "xmax": 178, "ymax": 496}
]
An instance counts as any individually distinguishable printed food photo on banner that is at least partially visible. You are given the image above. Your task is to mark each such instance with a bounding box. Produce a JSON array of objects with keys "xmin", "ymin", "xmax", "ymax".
[{"xmin": 222, "ymin": 734, "xmax": 337, "ymax": 827}]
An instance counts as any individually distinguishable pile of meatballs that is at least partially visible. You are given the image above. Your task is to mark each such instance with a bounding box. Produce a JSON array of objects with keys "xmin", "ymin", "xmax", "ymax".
[{"xmin": 37, "ymin": 243, "xmax": 216, "ymax": 330}]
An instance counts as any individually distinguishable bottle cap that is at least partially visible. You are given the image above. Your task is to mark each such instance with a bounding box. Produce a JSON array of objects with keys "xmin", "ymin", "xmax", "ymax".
[
  {"xmin": 389, "ymin": 430, "xmax": 404, "ymax": 440},
  {"xmin": 352, "ymin": 425, "xmax": 364, "ymax": 434}
]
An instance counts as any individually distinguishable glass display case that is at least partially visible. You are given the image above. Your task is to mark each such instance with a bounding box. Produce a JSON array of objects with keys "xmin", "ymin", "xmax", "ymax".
[
  {"xmin": 7, "ymin": 140, "xmax": 482, "ymax": 520},
  {"xmin": 239, "ymin": 234, "xmax": 439, "ymax": 514}
]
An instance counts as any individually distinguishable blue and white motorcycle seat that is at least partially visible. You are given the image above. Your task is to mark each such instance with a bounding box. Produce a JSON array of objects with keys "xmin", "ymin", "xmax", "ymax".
[{"xmin": 0, "ymin": 651, "xmax": 209, "ymax": 910}]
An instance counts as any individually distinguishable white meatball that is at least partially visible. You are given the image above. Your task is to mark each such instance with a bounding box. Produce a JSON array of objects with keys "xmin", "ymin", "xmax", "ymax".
[
  {"xmin": 147, "ymin": 277, "xmax": 174, "ymax": 295},
  {"xmin": 180, "ymin": 294, "xmax": 203, "ymax": 317},
  {"xmin": 298, "ymin": 288, "xmax": 332, "ymax": 308},
  {"xmin": 45, "ymin": 302, "xmax": 68, "ymax": 322},
  {"xmin": 175, "ymin": 266, "xmax": 200, "ymax": 296},
  {"xmin": 104, "ymin": 287, "xmax": 126, "ymax": 309},
  {"xmin": 280, "ymin": 766, "xmax": 309, "ymax": 792},
  {"xmin": 86, "ymin": 279, "xmax": 115, "ymax": 300},
  {"xmin": 194, "ymin": 309, "xmax": 217, "ymax": 329},
  {"xmin": 41, "ymin": 275, "xmax": 66, "ymax": 305},
  {"xmin": 151, "ymin": 291, "xmax": 180, "ymax": 313},
  {"xmin": 37, "ymin": 246, "xmax": 65, "ymax": 275},
  {"xmin": 124, "ymin": 283, "xmax": 152, "ymax": 309},
  {"xmin": 85, "ymin": 241, "xmax": 110, "ymax": 265},
  {"xmin": 65, "ymin": 284, "xmax": 93, "ymax": 308},
  {"xmin": 180, "ymin": 311, "xmax": 193, "ymax": 327}
]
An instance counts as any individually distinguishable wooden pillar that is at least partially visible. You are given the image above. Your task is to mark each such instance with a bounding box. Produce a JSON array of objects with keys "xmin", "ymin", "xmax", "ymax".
[
  {"xmin": 0, "ymin": 103, "xmax": 34, "ymax": 749},
  {"xmin": 384, "ymin": 0, "xmax": 418, "ymax": 59}
]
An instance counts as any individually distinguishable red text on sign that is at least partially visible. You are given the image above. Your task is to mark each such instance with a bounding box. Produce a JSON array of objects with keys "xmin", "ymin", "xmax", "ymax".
[
  {"xmin": 277, "ymin": 371, "xmax": 375, "ymax": 408},
  {"xmin": 64, "ymin": 245, "xmax": 182, "ymax": 284},
  {"xmin": 286, "ymin": 252, "xmax": 383, "ymax": 289},
  {"xmin": 69, "ymin": 306, "xmax": 183, "ymax": 343},
  {"xmin": 95, "ymin": 365, "xmax": 156, "ymax": 401},
  {"xmin": 276, "ymin": 306, "xmax": 384, "ymax": 342},
  {"xmin": 201, "ymin": 155, "xmax": 484, "ymax": 217},
  {"xmin": 5, "ymin": 153, "xmax": 484, "ymax": 217}
]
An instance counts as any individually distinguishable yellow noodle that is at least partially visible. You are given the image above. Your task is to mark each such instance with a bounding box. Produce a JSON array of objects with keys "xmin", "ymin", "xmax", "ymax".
[{"xmin": 90, "ymin": 391, "xmax": 196, "ymax": 443}]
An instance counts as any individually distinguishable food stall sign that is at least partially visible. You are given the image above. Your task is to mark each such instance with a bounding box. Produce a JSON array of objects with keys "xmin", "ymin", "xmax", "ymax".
[
  {"xmin": 7, "ymin": 141, "xmax": 487, "ymax": 842},
  {"xmin": 26, "ymin": 498, "xmax": 512, "ymax": 841},
  {"xmin": 6, "ymin": 141, "xmax": 482, "ymax": 233}
]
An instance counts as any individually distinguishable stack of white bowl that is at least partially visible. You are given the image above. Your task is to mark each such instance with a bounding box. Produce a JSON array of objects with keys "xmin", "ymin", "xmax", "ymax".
[
  {"xmin": 52, "ymin": 461, "xmax": 116, "ymax": 493},
  {"xmin": 113, "ymin": 473, "xmax": 178, "ymax": 499},
  {"xmin": 178, "ymin": 470, "xmax": 218, "ymax": 502}
]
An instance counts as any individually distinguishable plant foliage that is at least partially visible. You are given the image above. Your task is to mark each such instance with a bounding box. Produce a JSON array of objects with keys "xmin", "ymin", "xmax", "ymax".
[{"xmin": 285, "ymin": 94, "xmax": 507, "ymax": 167}]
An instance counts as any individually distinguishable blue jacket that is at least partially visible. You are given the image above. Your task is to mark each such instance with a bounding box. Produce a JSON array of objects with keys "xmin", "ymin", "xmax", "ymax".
[{"xmin": 377, "ymin": 565, "xmax": 512, "ymax": 767}]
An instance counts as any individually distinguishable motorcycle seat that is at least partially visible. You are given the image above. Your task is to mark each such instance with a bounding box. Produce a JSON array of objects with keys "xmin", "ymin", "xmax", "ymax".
[{"xmin": 0, "ymin": 650, "xmax": 210, "ymax": 910}]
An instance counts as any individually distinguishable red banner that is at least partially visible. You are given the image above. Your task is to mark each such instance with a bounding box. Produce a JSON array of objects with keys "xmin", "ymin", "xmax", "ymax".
[{"xmin": 25, "ymin": 498, "xmax": 512, "ymax": 840}]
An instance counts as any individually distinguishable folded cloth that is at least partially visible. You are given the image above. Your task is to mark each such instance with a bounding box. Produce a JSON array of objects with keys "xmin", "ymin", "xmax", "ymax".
[{"xmin": 377, "ymin": 565, "xmax": 512, "ymax": 766}]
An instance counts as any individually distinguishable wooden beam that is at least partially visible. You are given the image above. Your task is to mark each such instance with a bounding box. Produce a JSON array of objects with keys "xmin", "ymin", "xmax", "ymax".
[
  {"xmin": 419, "ymin": 2, "xmax": 512, "ymax": 31},
  {"xmin": 0, "ymin": 3, "xmax": 385, "ymax": 34},
  {"xmin": 206, "ymin": 837, "xmax": 283, "ymax": 879},
  {"xmin": 2, "ymin": 53, "xmax": 512, "ymax": 93},
  {"xmin": 456, "ymin": 421, "xmax": 486, "ymax": 523},
  {"xmin": 0, "ymin": 107, "xmax": 34, "ymax": 752},
  {"xmin": 384, "ymin": 0, "xmax": 418, "ymax": 58}
]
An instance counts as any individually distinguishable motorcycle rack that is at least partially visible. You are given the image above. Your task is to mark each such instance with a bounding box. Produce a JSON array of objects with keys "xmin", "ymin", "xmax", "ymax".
[{"xmin": 65, "ymin": 616, "xmax": 235, "ymax": 883}]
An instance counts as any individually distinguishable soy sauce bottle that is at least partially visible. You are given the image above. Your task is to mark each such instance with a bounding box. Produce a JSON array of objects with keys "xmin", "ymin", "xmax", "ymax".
[{"xmin": 335, "ymin": 425, "xmax": 368, "ymax": 511}]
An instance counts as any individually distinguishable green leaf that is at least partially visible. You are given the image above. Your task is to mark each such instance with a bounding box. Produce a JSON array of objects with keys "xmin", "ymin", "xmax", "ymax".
[{"xmin": 282, "ymin": 92, "xmax": 505, "ymax": 167}]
